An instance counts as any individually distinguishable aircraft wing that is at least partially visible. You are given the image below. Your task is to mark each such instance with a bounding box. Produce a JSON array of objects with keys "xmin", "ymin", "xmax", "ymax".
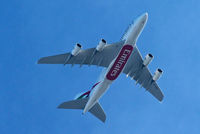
[
  {"xmin": 38, "ymin": 42, "xmax": 164, "ymax": 101},
  {"xmin": 123, "ymin": 46, "xmax": 164, "ymax": 102},
  {"xmin": 38, "ymin": 41, "xmax": 123, "ymax": 67}
]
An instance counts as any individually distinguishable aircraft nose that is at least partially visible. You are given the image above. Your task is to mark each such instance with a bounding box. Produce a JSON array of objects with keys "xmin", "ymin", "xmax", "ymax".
[
  {"xmin": 140, "ymin": 12, "xmax": 148, "ymax": 23},
  {"xmin": 135, "ymin": 12, "xmax": 148, "ymax": 25},
  {"xmin": 143, "ymin": 12, "xmax": 148, "ymax": 21}
]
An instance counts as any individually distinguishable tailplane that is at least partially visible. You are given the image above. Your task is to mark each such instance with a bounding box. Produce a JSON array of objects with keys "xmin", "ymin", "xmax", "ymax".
[{"xmin": 57, "ymin": 98, "xmax": 106, "ymax": 122}]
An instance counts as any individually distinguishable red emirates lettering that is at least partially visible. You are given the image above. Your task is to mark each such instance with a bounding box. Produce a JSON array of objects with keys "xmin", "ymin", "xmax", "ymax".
[{"xmin": 106, "ymin": 45, "xmax": 133, "ymax": 80}]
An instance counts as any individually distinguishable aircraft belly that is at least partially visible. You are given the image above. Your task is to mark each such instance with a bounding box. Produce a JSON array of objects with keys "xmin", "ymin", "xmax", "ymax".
[{"xmin": 106, "ymin": 44, "xmax": 133, "ymax": 81}]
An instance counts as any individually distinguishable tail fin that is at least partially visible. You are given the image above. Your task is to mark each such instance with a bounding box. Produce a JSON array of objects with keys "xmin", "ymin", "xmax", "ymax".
[{"xmin": 58, "ymin": 98, "xmax": 106, "ymax": 123}]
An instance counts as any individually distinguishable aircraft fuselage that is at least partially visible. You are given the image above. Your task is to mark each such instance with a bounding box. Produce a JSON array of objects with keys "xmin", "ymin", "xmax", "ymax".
[{"xmin": 83, "ymin": 13, "xmax": 148, "ymax": 114}]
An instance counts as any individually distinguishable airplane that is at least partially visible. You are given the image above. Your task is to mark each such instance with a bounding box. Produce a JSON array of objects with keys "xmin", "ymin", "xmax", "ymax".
[{"xmin": 38, "ymin": 12, "xmax": 164, "ymax": 123}]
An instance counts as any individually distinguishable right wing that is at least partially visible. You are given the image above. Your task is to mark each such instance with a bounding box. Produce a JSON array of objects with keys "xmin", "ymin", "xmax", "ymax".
[
  {"xmin": 38, "ymin": 41, "xmax": 123, "ymax": 68},
  {"xmin": 123, "ymin": 46, "xmax": 164, "ymax": 102}
]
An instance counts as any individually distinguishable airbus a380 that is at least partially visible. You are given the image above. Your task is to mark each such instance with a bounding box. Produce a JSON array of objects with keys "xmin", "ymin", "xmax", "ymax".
[{"xmin": 38, "ymin": 13, "xmax": 164, "ymax": 122}]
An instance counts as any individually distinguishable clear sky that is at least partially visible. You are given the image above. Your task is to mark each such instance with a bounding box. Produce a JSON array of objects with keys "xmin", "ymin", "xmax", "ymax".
[{"xmin": 1, "ymin": 0, "xmax": 200, "ymax": 134}]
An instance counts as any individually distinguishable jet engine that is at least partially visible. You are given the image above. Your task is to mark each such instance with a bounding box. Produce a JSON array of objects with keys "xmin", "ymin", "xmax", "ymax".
[
  {"xmin": 96, "ymin": 39, "xmax": 106, "ymax": 51},
  {"xmin": 143, "ymin": 54, "xmax": 153, "ymax": 66},
  {"xmin": 71, "ymin": 43, "xmax": 82, "ymax": 56},
  {"xmin": 153, "ymin": 68, "xmax": 163, "ymax": 81}
]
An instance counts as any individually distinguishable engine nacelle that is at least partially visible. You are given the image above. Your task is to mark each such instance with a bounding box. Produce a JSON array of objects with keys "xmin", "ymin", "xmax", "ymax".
[
  {"xmin": 153, "ymin": 68, "xmax": 163, "ymax": 81},
  {"xmin": 143, "ymin": 54, "xmax": 153, "ymax": 66},
  {"xmin": 71, "ymin": 43, "xmax": 82, "ymax": 56},
  {"xmin": 96, "ymin": 39, "xmax": 106, "ymax": 51}
]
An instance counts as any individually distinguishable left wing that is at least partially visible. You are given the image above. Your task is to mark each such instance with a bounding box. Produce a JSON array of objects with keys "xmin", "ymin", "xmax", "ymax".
[
  {"xmin": 38, "ymin": 41, "xmax": 123, "ymax": 67},
  {"xmin": 123, "ymin": 46, "xmax": 164, "ymax": 101}
]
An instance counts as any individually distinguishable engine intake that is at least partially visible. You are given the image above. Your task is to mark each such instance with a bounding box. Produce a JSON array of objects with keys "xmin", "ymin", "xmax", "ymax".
[
  {"xmin": 96, "ymin": 39, "xmax": 106, "ymax": 51},
  {"xmin": 71, "ymin": 43, "xmax": 82, "ymax": 56},
  {"xmin": 153, "ymin": 68, "xmax": 163, "ymax": 81},
  {"xmin": 143, "ymin": 54, "xmax": 153, "ymax": 66}
]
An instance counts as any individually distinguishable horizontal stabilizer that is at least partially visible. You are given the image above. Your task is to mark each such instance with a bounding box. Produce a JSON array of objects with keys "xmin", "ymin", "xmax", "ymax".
[
  {"xmin": 58, "ymin": 98, "xmax": 88, "ymax": 109},
  {"xmin": 89, "ymin": 102, "xmax": 106, "ymax": 122},
  {"xmin": 58, "ymin": 98, "xmax": 106, "ymax": 122}
]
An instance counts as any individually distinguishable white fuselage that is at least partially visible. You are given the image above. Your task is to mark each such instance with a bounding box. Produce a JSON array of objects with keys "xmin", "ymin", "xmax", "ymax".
[{"xmin": 83, "ymin": 13, "xmax": 148, "ymax": 114}]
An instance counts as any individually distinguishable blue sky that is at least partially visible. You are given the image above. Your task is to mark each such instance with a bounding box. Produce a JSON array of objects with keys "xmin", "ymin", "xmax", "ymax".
[{"xmin": 1, "ymin": 0, "xmax": 200, "ymax": 133}]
